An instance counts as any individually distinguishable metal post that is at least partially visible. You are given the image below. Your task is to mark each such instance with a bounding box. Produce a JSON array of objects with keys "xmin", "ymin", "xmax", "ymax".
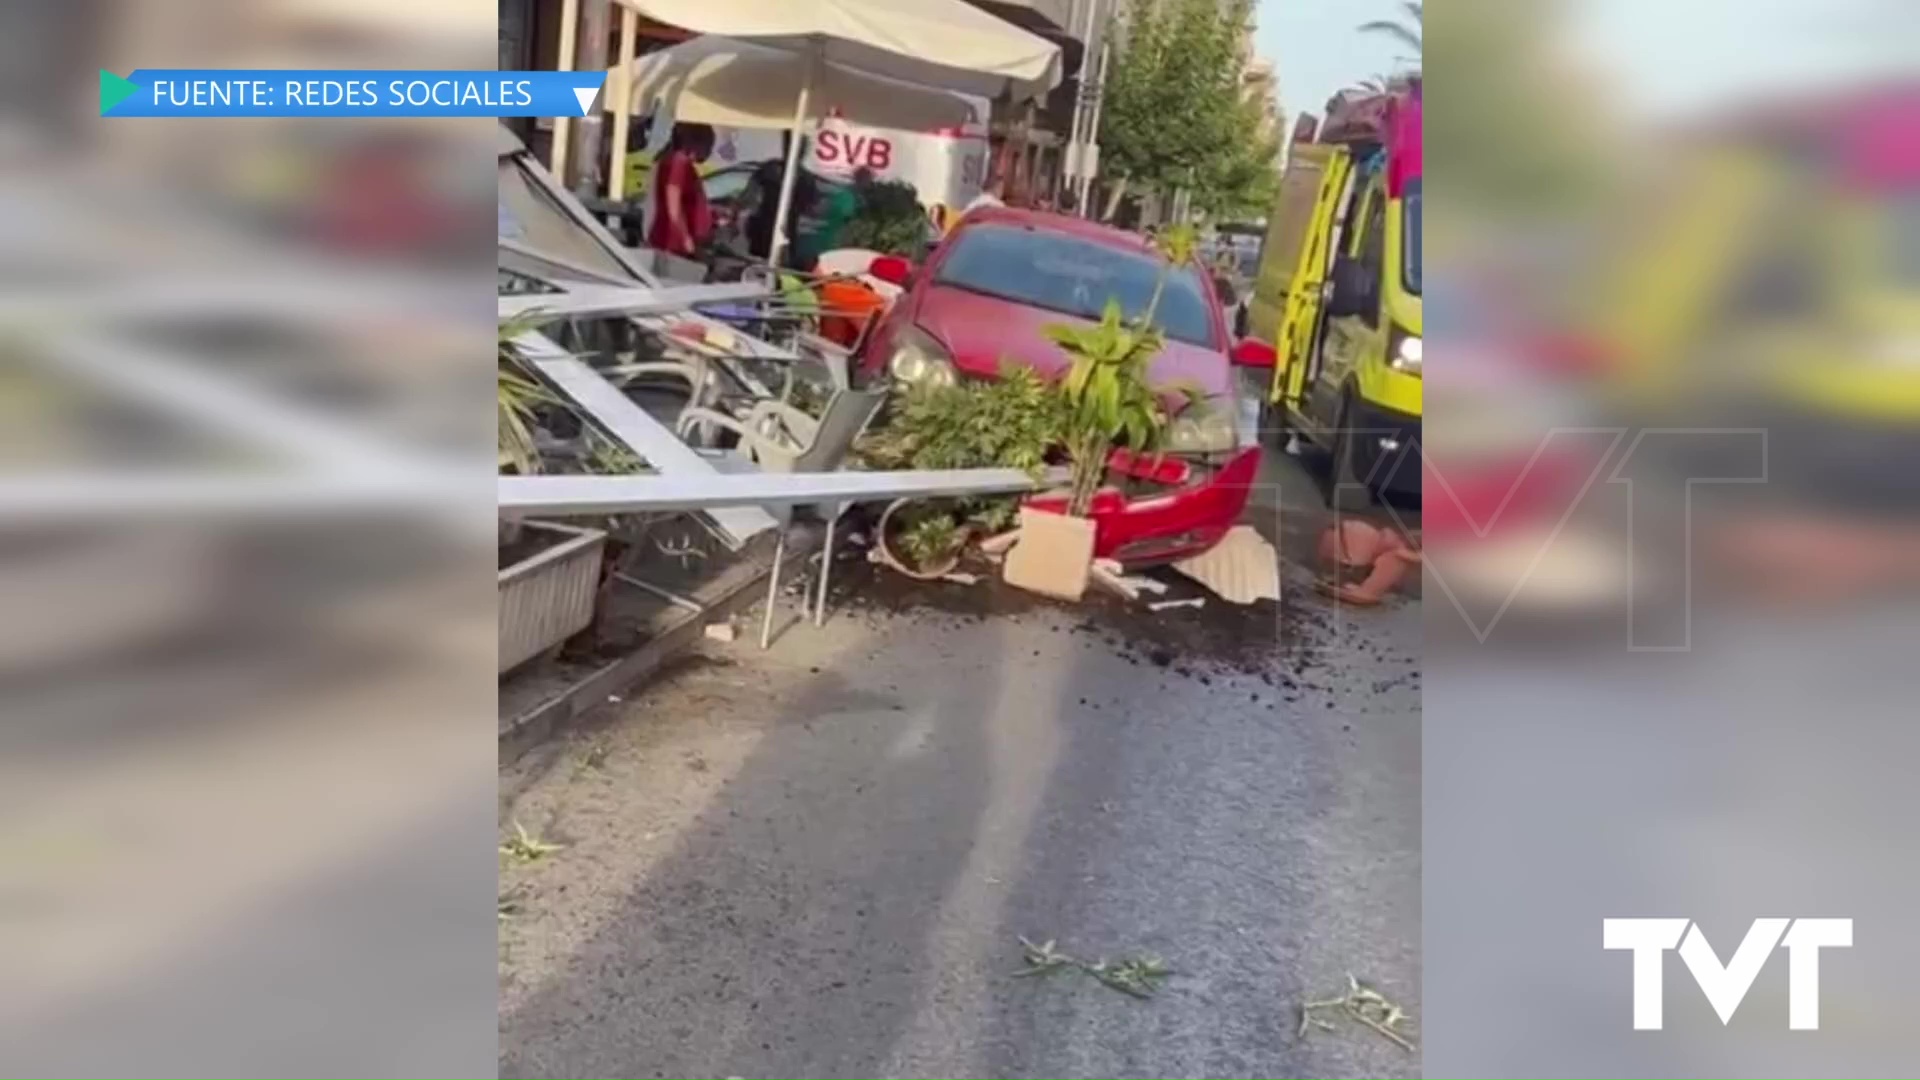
[
  {"xmin": 1077, "ymin": 37, "xmax": 1110, "ymax": 215},
  {"xmin": 567, "ymin": 0, "xmax": 612, "ymax": 193},
  {"xmin": 1057, "ymin": 0, "xmax": 1089, "ymax": 204},
  {"xmin": 813, "ymin": 513, "xmax": 836, "ymax": 625},
  {"xmin": 767, "ymin": 38, "xmax": 819, "ymax": 269},
  {"xmin": 606, "ymin": 5, "xmax": 638, "ymax": 201},
  {"xmin": 761, "ymin": 525, "xmax": 787, "ymax": 648},
  {"xmin": 549, "ymin": 0, "xmax": 581, "ymax": 183}
]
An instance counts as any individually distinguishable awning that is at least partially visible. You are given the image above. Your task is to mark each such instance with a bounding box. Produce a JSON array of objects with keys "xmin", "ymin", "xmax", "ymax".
[
  {"xmin": 612, "ymin": 36, "xmax": 984, "ymax": 132},
  {"xmin": 612, "ymin": 0, "xmax": 1064, "ymax": 102}
]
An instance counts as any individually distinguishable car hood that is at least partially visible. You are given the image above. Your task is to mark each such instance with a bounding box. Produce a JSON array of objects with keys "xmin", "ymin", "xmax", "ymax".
[{"xmin": 916, "ymin": 285, "xmax": 1231, "ymax": 407}]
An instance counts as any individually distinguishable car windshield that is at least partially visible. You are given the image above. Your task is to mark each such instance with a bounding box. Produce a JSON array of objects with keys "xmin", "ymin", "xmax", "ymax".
[
  {"xmin": 1403, "ymin": 178, "xmax": 1422, "ymax": 296},
  {"xmin": 703, "ymin": 167, "xmax": 755, "ymax": 202},
  {"xmin": 932, "ymin": 224, "xmax": 1217, "ymax": 347}
]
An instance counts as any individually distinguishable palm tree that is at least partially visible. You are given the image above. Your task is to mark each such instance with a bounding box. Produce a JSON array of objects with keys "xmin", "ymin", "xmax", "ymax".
[{"xmin": 1359, "ymin": 0, "xmax": 1422, "ymax": 57}]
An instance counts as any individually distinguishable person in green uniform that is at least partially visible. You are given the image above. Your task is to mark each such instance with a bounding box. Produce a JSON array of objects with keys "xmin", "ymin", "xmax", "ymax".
[{"xmin": 805, "ymin": 166, "xmax": 871, "ymax": 267}]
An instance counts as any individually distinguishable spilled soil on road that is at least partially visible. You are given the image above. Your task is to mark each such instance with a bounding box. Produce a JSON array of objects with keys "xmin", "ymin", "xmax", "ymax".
[{"xmin": 823, "ymin": 546, "xmax": 1354, "ymax": 687}]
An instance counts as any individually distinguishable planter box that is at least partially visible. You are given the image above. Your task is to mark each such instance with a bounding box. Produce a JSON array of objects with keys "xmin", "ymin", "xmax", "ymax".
[
  {"xmin": 1002, "ymin": 506, "xmax": 1096, "ymax": 601},
  {"xmin": 499, "ymin": 520, "xmax": 607, "ymax": 675}
]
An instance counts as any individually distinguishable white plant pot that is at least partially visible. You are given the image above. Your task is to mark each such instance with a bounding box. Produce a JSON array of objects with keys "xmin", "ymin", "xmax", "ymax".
[
  {"xmin": 1001, "ymin": 506, "xmax": 1096, "ymax": 601},
  {"xmin": 498, "ymin": 520, "xmax": 606, "ymax": 675}
]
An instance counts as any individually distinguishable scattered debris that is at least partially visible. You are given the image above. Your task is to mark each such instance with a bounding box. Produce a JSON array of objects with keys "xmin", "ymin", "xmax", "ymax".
[
  {"xmin": 977, "ymin": 529, "xmax": 1021, "ymax": 555},
  {"xmin": 1126, "ymin": 575, "xmax": 1171, "ymax": 596},
  {"xmin": 499, "ymin": 821, "xmax": 563, "ymax": 864},
  {"xmin": 614, "ymin": 570, "xmax": 704, "ymax": 612},
  {"xmin": 1297, "ymin": 973, "xmax": 1415, "ymax": 1051},
  {"xmin": 1016, "ymin": 936, "xmax": 1172, "ymax": 999},
  {"xmin": 498, "ymin": 884, "xmax": 527, "ymax": 920},
  {"xmin": 939, "ymin": 571, "xmax": 982, "ymax": 585},
  {"xmin": 657, "ymin": 537, "xmax": 707, "ymax": 569},
  {"xmin": 1089, "ymin": 561, "xmax": 1140, "ymax": 601},
  {"xmin": 1148, "ymin": 597, "xmax": 1205, "ymax": 612},
  {"xmin": 703, "ymin": 620, "xmax": 738, "ymax": 643},
  {"xmin": 573, "ymin": 739, "xmax": 611, "ymax": 774},
  {"xmin": 1172, "ymin": 525, "xmax": 1280, "ymax": 605}
]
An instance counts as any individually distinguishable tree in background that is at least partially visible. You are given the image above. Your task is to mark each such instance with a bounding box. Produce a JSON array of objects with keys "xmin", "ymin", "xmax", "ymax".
[
  {"xmin": 1097, "ymin": 0, "xmax": 1275, "ymax": 224},
  {"xmin": 1359, "ymin": 0, "xmax": 1422, "ymax": 60},
  {"xmin": 1192, "ymin": 86, "xmax": 1282, "ymax": 222},
  {"xmin": 1348, "ymin": 2, "xmax": 1421, "ymax": 96}
]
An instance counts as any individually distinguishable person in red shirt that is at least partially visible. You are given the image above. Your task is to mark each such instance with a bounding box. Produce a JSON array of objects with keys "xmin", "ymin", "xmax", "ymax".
[{"xmin": 647, "ymin": 122, "xmax": 716, "ymax": 258}]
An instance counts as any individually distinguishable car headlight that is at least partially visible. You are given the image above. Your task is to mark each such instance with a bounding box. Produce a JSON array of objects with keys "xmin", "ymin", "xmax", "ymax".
[
  {"xmin": 1390, "ymin": 332, "xmax": 1423, "ymax": 374},
  {"xmin": 887, "ymin": 327, "xmax": 958, "ymax": 389},
  {"xmin": 1167, "ymin": 407, "xmax": 1237, "ymax": 455}
]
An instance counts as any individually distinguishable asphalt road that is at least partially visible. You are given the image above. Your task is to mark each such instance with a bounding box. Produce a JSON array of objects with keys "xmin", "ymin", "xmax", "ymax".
[{"xmin": 498, "ymin": 447, "xmax": 1421, "ymax": 1078}]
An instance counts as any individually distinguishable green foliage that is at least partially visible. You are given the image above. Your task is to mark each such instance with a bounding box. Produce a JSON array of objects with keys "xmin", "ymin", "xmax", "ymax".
[
  {"xmin": 1101, "ymin": 0, "xmax": 1273, "ymax": 219},
  {"xmin": 838, "ymin": 179, "xmax": 928, "ymax": 258},
  {"xmin": 499, "ymin": 313, "xmax": 558, "ymax": 474},
  {"xmin": 1045, "ymin": 229, "xmax": 1208, "ymax": 516},
  {"xmin": 859, "ymin": 365, "xmax": 1067, "ymax": 541},
  {"xmin": 499, "ymin": 821, "xmax": 562, "ymax": 864},
  {"xmin": 586, "ymin": 427, "xmax": 646, "ymax": 475},
  {"xmin": 1046, "ymin": 301, "xmax": 1174, "ymax": 515},
  {"xmin": 1017, "ymin": 936, "xmax": 1174, "ymax": 999},
  {"xmin": 1192, "ymin": 90, "xmax": 1283, "ymax": 221},
  {"xmin": 858, "ymin": 364, "xmax": 1066, "ymax": 476},
  {"xmin": 1359, "ymin": 0, "xmax": 1423, "ymax": 57},
  {"xmin": 896, "ymin": 511, "xmax": 964, "ymax": 571}
]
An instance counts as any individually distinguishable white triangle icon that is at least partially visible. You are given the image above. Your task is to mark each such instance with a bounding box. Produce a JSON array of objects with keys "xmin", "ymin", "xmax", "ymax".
[{"xmin": 571, "ymin": 87, "xmax": 599, "ymax": 115}]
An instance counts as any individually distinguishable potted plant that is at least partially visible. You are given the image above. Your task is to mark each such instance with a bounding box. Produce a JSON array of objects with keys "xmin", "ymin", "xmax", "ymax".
[
  {"xmin": 857, "ymin": 365, "xmax": 1066, "ymax": 578},
  {"xmin": 1002, "ymin": 227, "xmax": 1207, "ymax": 600},
  {"xmin": 876, "ymin": 500, "xmax": 970, "ymax": 579},
  {"xmin": 497, "ymin": 315, "xmax": 608, "ymax": 675}
]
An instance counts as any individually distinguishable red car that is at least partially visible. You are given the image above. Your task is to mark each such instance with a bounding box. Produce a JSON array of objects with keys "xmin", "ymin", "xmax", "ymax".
[{"xmin": 860, "ymin": 206, "xmax": 1273, "ymax": 565}]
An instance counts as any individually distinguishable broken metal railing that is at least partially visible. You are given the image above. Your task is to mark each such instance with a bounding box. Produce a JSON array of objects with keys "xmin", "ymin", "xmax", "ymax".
[{"xmin": 497, "ymin": 467, "xmax": 1041, "ymax": 519}]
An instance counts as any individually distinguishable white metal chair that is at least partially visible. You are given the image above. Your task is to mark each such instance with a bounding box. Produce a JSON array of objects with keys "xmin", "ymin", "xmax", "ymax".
[{"xmin": 674, "ymin": 387, "xmax": 888, "ymax": 646}]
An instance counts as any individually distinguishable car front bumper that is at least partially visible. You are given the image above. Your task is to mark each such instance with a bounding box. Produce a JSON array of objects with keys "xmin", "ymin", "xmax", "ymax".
[{"xmin": 1024, "ymin": 447, "xmax": 1263, "ymax": 567}]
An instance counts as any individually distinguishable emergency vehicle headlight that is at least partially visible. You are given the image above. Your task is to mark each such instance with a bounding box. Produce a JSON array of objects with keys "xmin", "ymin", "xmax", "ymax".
[{"xmin": 1391, "ymin": 333, "xmax": 1423, "ymax": 374}]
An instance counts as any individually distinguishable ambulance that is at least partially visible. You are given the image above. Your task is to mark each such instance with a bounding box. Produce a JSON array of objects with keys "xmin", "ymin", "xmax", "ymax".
[{"xmin": 1247, "ymin": 80, "xmax": 1423, "ymax": 508}]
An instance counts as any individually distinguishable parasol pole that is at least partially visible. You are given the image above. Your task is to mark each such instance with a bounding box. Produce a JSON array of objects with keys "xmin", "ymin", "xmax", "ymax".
[{"xmin": 767, "ymin": 37, "xmax": 821, "ymax": 269}]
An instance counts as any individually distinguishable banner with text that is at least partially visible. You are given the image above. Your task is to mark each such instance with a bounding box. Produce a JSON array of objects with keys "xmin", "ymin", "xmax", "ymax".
[{"xmin": 99, "ymin": 70, "xmax": 608, "ymax": 118}]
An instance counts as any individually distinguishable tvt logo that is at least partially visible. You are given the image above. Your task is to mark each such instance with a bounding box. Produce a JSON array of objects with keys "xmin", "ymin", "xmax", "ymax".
[{"xmin": 1604, "ymin": 918, "xmax": 1852, "ymax": 1030}]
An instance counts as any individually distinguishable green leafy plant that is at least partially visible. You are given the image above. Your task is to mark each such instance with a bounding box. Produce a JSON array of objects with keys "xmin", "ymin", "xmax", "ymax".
[
  {"xmin": 1045, "ymin": 226, "xmax": 1206, "ymax": 517},
  {"xmin": 897, "ymin": 512, "xmax": 964, "ymax": 571},
  {"xmin": 585, "ymin": 427, "xmax": 646, "ymax": 475},
  {"xmin": 858, "ymin": 364, "xmax": 1066, "ymax": 476},
  {"xmin": 1016, "ymin": 936, "xmax": 1173, "ymax": 1000},
  {"xmin": 1298, "ymin": 972, "xmax": 1416, "ymax": 1051},
  {"xmin": 499, "ymin": 312, "xmax": 559, "ymax": 474},
  {"xmin": 858, "ymin": 364, "xmax": 1068, "ymax": 544},
  {"xmin": 499, "ymin": 821, "xmax": 563, "ymax": 864},
  {"xmin": 838, "ymin": 178, "xmax": 929, "ymax": 258}
]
